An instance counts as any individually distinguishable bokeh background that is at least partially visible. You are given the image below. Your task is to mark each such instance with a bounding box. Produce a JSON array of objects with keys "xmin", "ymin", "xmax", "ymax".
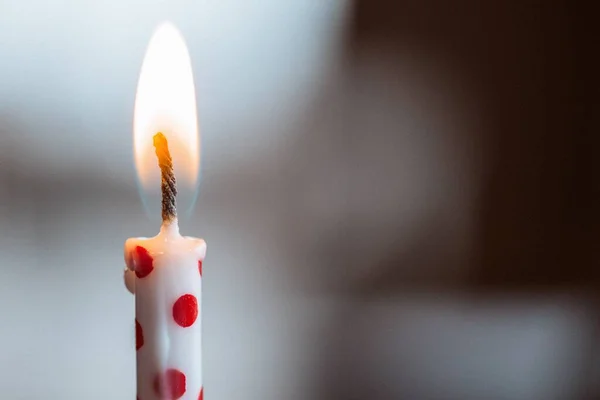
[{"xmin": 0, "ymin": 0, "xmax": 598, "ymax": 399}]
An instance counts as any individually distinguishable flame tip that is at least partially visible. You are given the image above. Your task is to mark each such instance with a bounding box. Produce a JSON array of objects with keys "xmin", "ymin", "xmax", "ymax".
[{"xmin": 152, "ymin": 21, "xmax": 185, "ymax": 40}]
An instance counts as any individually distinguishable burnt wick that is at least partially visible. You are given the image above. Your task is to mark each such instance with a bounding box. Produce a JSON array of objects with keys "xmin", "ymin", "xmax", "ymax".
[{"xmin": 153, "ymin": 132, "xmax": 178, "ymax": 224}]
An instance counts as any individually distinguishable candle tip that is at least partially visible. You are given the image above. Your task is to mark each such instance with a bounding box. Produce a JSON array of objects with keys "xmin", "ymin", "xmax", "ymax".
[{"xmin": 153, "ymin": 132, "xmax": 178, "ymax": 223}]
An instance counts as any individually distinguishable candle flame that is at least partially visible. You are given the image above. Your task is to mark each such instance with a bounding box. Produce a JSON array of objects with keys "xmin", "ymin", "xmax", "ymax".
[{"xmin": 134, "ymin": 22, "xmax": 199, "ymax": 194}]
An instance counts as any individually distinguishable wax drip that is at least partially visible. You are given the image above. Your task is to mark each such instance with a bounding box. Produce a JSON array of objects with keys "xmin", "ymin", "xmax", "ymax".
[{"xmin": 153, "ymin": 132, "xmax": 178, "ymax": 224}]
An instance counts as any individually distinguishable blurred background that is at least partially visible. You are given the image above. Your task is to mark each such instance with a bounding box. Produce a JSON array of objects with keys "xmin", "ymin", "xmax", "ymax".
[{"xmin": 0, "ymin": 0, "xmax": 598, "ymax": 399}]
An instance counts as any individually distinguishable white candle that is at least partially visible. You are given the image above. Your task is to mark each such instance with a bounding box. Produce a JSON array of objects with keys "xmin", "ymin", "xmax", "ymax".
[
  {"xmin": 124, "ymin": 221, "xmax": 206, "ymax": 400},
  {"xmin": 124, "ymin": 21, "xmax": 205, "ymax": 400}
]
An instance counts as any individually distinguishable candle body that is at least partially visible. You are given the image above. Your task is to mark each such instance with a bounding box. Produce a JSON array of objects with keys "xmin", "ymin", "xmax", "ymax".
[{"xmin": 124, "ymin": 223, "xmax": 206, "ymax": 400}]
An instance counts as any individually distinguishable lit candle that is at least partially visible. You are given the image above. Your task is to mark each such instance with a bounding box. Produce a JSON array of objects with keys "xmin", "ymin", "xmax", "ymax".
[{"xmin": 123, "ymin": 22, "xmax": 205, "ymax": 400}]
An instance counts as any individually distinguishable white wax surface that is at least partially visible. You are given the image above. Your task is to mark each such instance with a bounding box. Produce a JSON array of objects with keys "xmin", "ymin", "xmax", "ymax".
[{"xmin": 124, "ymin": 221, "xmax": 206, "ymax": 400}]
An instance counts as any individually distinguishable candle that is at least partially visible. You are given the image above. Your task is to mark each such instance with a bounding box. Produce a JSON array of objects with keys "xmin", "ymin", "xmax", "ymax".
[{"xmin": 123, "ymin": 22, "xmax": 205, "ymax": 400}]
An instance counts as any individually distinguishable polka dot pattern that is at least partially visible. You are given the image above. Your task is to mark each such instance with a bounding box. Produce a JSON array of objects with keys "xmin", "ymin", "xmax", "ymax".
[
  {"xmin": 128, "ymin": 237, "xmax": 205, "ymax": 400},
  {"xmin": 134, "ymin": 246, "xmax": 154, "ymax": 278},
  {"xmin": 153, "ymin": 369, "xmax": 186, "ymax": 399},
  {"xmin": 172, "ymin": 294, "xmax": 198, "ymax": 328},
  {"xmin": 136, "ymin": 319, "xmax": 144, "ymax": 351}
]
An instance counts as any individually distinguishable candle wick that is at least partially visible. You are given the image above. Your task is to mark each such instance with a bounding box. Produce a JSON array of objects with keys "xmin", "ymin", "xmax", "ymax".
[{"xmin": 153, "ymin": 132, "xmax": 178, "ymax": 224}]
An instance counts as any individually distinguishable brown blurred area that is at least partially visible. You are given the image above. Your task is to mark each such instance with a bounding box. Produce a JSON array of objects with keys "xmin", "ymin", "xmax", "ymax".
[
  {"xmin": 307, "ymin": 1, "xmax": 599, "ymax": 399},
  {"xmin": 345, "ymin": 0, "xmax": 599, "ymax": 293}
]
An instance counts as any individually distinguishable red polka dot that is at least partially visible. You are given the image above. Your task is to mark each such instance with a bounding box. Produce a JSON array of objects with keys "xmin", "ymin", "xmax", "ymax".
[
  {"xmin": 135, "ymin": 319, "xmax": 144, "ymax": 350},
  {"xmin": 172, "ymin": 294, "xmax": 198, "ymax": 327},
  {"xmin": 198, "ymin": 260, "xmax": 203, "ymax": 277},
  {"xmin": 134, "ymin": 246, "xmax": 154, "ymax": 278},
  {"xmin": 198, "ymin": 387, "xmax": 203, "ymax": 400},
  {"xmin": 153, "ymin": 369, "xmax": 186, "ymax": 399}
]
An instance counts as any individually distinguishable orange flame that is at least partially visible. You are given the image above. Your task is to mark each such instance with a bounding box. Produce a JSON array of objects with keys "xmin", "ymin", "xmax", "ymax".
[{"xmin": 134, "ymin": 22, "xmax": 199, "ymax": 190}]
